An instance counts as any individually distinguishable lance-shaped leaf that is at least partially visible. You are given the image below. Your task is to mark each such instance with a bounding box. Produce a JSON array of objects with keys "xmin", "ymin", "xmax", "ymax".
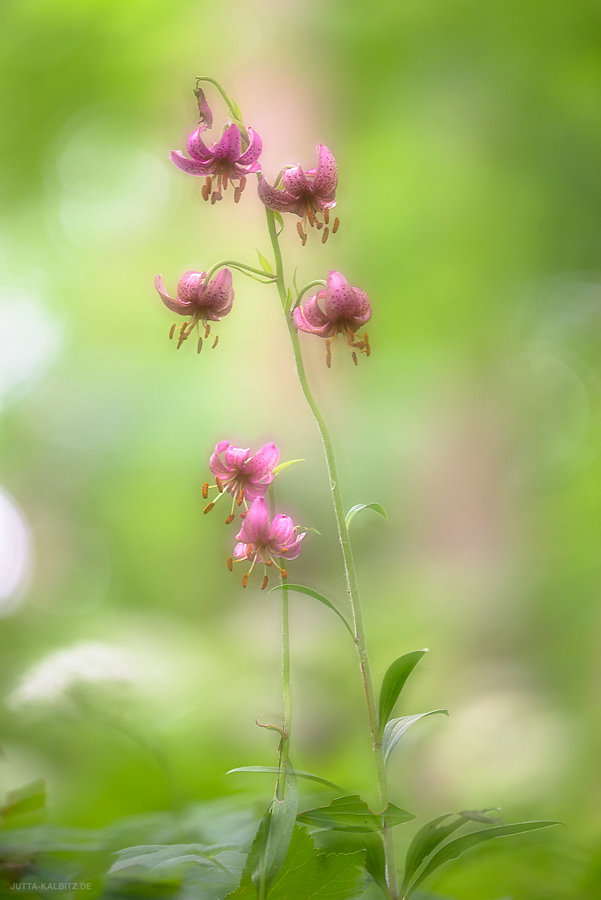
[
  {"xmin": 272, "ymin": 458, "xmax": 305, "ymax": 475},
  {"xmin": 345, "ymin": 503, "xmax": 387, "ymax": 530},
  {"xmin": 298, "ymin": 795, "xmax": 414, "ymax": 833},
  {"xmin": 383, "ymin": 710, "xmax": 448, "ymax": 764},
  {"xmin": 405, "ymin": 820, "xmax": 559, "ymax": 897},
  {"xmin": 251, "ymin": 769, "xmax": 298, "ymax": 895},
  {"xmin": 270, "ymin": 584, "xmax": 354, "ymax": 638},
  {"xmin": 227, "ymin": 766, "xmax": 345, "ymax": 792},
  {"xmin": 255, "ymin": 249, "xmax": 274, "ymax": 275},
  {"xmin": 378, "ymin": 650, "xmax": 428, "ymax": 735}
]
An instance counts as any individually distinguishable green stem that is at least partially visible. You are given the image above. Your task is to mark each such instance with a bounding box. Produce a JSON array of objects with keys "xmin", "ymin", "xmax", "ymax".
[
  {"xmin": 195, "ymin": 76, "xmax": 243, "ymax": 126},
  {"xmin": 269, "ymin": 484, "xmax": 292, "ymax": 802},
  {"xmin": 205, "ymin": 259, "xmax": 277, "ymax": 283},
  {"xmin": 292, "ymin": 279, "xmax": 327, "ymax": 312},
  {"xmin": 265, "ymin": 209, "xmax": 398, "ymax": 898}
]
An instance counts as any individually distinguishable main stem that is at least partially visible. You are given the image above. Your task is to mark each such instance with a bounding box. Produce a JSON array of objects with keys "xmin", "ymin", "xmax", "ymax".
[{"xmin": 265, "ymin": 210, "xmax": 398, "ymax": 898}]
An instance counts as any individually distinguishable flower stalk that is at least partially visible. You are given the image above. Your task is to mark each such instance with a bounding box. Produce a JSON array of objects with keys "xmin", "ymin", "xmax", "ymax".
[{"xmin": 265, "ymin": 208, "xmax": 398, "ymax": 897}]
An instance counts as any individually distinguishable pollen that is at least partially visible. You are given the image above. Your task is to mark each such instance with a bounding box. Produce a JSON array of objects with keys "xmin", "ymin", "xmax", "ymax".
[
  {"xmin": 202, "ymin": 482, "xmax": 209, "ymax": 500},
  {"xmin": 203, "ymin": 501, "xmax": 215, "ymax": 514}
]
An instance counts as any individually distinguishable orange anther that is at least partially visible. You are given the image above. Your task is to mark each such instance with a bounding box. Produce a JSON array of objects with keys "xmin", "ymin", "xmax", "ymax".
[
  {"xmin": 197, "ymin": 336, "xmax": 203, "ymax": 354},
  {"xmin": 332, "ymin": 217, "xmax": 340, "ymax": 234},
  {"xmin": 242, "ymin": 573, "xmax": 249, "ymax": 588},
  {"xmin": 202, "ymin": 482, "xmax": 209, "ymax": 500},
  {"xmin": 226, "ymin": 556, "xmax": 233, "ymax": 572},
  {"xmin": 203, "ymin": 501, "xmax": 215, "ymax": 514},
  {"xmin": 321, "ymin": 227, "xmax": 329, "ymax": 244},
  {"xmin": 169, "ymin": 323, "xmax": 176, "ymax": 340},
  {"xmin": 215, "ymin": 476, "xmax": 224, "ymax": 493},
  {"xmin": 261, "ymin": 575, "xmax": 268, "ymax": 590},
  {"xmin": 225, "ymin": 513, "xmax": 235, "ymax": 525}
]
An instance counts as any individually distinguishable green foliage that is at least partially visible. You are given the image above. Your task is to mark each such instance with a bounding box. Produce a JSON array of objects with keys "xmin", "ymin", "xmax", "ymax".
[
  {"xmin": 269, "ymin": 584, "xmax": 354, "ymax": 637},
  {"xmin": 382, "ymin": 710, "xmax": 448, "ymax": 764},
  {"xmin": 227, "ymin": 766, "xmax": 345, "ymax": 792},
  {"xmin": 378, "ymin": 650, "xmax": 428, "ymax": 735},
  {"xmin": 297, "ymin": 795, "xmax": 414, "ymax": 833},
  {"xmin": 227, "ymin": 825, "xmax": 365, "ymax": 899},
  {"xmin": 250, "ymin": 771, "xmax": 298, "ymax": 895},
  {"xmin": 345, "ymin": 503, "xmax": 387, "ymax": 530}
]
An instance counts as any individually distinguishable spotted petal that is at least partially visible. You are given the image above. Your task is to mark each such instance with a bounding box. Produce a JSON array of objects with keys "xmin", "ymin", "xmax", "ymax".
[
  {"xmin": 245, "ymin": 442, "xmax": 280, "ymax": 478},
  {"xmin": 238, "ymin": 127, "xmax": 263, "ymax": 167},
  {"xmin": 236, "ymin": 497, "xmax": 270, "ymax": 544},
  {"xmin": 281, "ymin": 165, "xmax": 309, "ymax": 197},
  {"xmin": 323, "ymin": 271, "xmax": 356, "ymax": 320},
  {"xmin": 154, "ymin": 274, "xmax": 192, "ymax": 315},
  {"xmin": 312, "ymin": 144, "xmax": 338, "ymax": 198},
  {"xmin": 186, "ymin": 128, "xmax": 213, "ymax": 161},
  {"xmin": 212, "ymin": 123, "xmax": 242, "ymax": 162},
  {"xmin": 170, "ymin": 150, "xmax": 212, "ymax": 176},
  {"xmin": 269, "ymin": 514, "xmax": 296, "ymax": 547},
  {"xmin": 206, "ymin": 268, "xmax": 234, "ymax": 316},
  {"xmin": 225, "ymin": 445, "xmax": 251, "ymax": 471},
  {"xmin": 257, "ymin": 177, "xmax": 304, "ymax": 215}
]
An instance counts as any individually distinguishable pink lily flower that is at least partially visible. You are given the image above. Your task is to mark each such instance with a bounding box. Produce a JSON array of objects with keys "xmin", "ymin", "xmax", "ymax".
[
  {"xmin": 227, "ymin": 497, "xmax": 305, "ymax": 589},
  {"xmin": 154, "ymin": 268, "xmax": 234, "ymax": 352},
  {"xmin": 202, "ymin": 441, "xmax": 280, "ymax": 523},
  {"xmin": 171, "ymin": 122, "xmax": 262, "ymax": 204},
  {"xmin": 293, "ymin": 270, "xmax": 372, "ymax": 367},
  {"xmin": 258, "ymin": 144, "xmax": 340, "ymax": 245}
]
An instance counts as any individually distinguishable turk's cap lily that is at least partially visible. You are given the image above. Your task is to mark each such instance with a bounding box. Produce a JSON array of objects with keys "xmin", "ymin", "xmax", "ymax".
[
  {"xmin": 155, "ymin": 269, "xmax": 234, "ymax": 320},
  {"xmin": 171, "ymin": 123, "xmax": 262, "ymax": 204},
  {"xmin": 204, "ymin": 441, "xmax": 280, "ymax": 515},
  {"xmin": 257, "ymin": 144, "xmax": 339, "ymax": 244},
  {"xmin": 228, "ymin": 497, "xmax": 305, "ymax": 589},
  {"xmin": 293, "ymin": 270, "xmax": 372, "ymax": 366}
]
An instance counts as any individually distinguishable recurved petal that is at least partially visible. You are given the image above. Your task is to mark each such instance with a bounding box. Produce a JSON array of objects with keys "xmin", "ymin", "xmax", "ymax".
[
  {"xmin": 224, "ymin": 444, "xmax": 250, "ymax": 471},
  {"xmin": 206, "ymin": 268, "xmax": 234, "ymax": 314},
  {"xmin": 312, "ymin": 145, "xmax": 338, "ymax": 197},
  {"xmin": 269, "ymin": 514, "xmax": 296, "ymax": 546},
  {"xmin": 177, "ymin": 270, "xmax": 206, "ymax": 302},
  {"xmin": 324, "ymin": 270, "xmax": 356, "ymax": 320},
  {"xmin": 300, "ymin": 293, "xmax": 330, "ymax": 328},
  {"xmin": 154, "ymin": 274, "xmax": 192, "ymax": 315},
  {"xmin": 281, "ymin": 165, "xmax": 309, "ymax": 198},
  {"xmin": 233, "ymin": 542, "xmax": 250, "ymax": 561},
  {"xmin": 349, "ymin": 287, "xmax": 372, "ymax": 326},
  {"xmin": 212, "ymin": 123, "xmax": 242, "ymax": 161},
  {"xmin": 170, "ymin": 150, "xmax": 212, "ymax": 176},
  {"xmin": 279, "ymin": 532, "xmax": 305, "ymax": 560},
  {"xmin": 186, "ymin": 128, "xmax": 213, "ymax": 161},
  {"xmin": 293, "ymin": 304, "xmax": 332, "ymax": 336},
  {"xmin": 237, "ymin": 497, "xmax": 270, "ymax": 544},
  {"xmin": 245, "ymin": 442, "xmax": 280, "ymax": 478},
  {"xmin": 209, "ymin": 441, "xmax": 232, "ymax": 478},
  {"xmin": 257, "ymin": 176, "xmax": 304, "ymax": 214},
  {"xmin": 238, "ymin": 127, "xmax": 263, "ymax": 167}
]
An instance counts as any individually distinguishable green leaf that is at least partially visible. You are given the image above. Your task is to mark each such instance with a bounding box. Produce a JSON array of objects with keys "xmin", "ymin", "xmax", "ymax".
[
  {"xmin": 273, "ymin": 458, "xmax": 305, "ymax": 475},
  {"xmin": 1, "ymin": 779, "xmax": 46, "ymax": 822},
  {"xmin": 383, "ymin": 710, "xmax": 448, "ymax": 764},
  {"xmin": 401, "ymin": 813, "xmax": 467, "ymax": 894},
  {"xmin": 227, "ymin": 826, "xmax": 365, "ymax": 899},
  {"xmin": 255, "ymin": 249, "xmax": 274, "ymax": 275},
  {"xmin": 298, "ymin": 795, "xmax": 414, "ymax": 833},
  {"xmin": 378, "ymin": 650, "xmax": 428, "ymax": 735},
  {"xmin": 269, "ymin": 584, "xmax": 354, "ymax": 638},
  {"xmin": 405, "ymin": 820, "xmax": 559, "ymax": 896},
  {"xmin": 273, "ymin": 211, "xmax": 285, "ymax": 235},
  {"xmin": 252, "ymin": 769, "xmax": 298, "ymax": 894},
  {"xmin": 227, "ymin": 766, "xmax": 345, "ymax": 792},
  {"xmin": 345, "ymin": 503, "xmax": 388, "ymax": 530}
]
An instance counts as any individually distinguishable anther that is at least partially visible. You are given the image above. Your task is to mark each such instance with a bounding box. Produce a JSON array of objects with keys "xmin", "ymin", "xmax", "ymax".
[
  {"xmin": 316, "ymin": 221, "xmax": 323, "ymax": 230},
  {"xmin": 332, "ymin": 217, "xmax": 340, "ymax": 234},
  {"xmin": 364, "ymin": 333, "xmax": 371, "ymax": 357},
  {"xmin": 202, "ymin": 482, "xmax": 209, "ymax": 500},
  {"xmin": 212, "ymin": 335, "xmax": 219, "ymax": 349},
  {"xmin": 321, "ymin": 227, "xmax": 329, "ymax": 244},
  {"xmin": 237, "ymin": 488, "xmax": 245, "ymax": 507},
  {"xmin": 211, "ymin": 191, "xmax": 218, "ymax": 205},
  {"xmin": 307, "ymin": 208, "xmax": 315, "ymax": 227},
  {"xmin": 242, "ymin": 573, "xmax": 249, "ymax": 588},
  {"xmin": 203, "ymin": 501, "xmax": 215, "ymax": 514},
  {"xmin": 169, "ymin": 323, "xmax": 176, "ymax": 340},
  {"xmin": 326, "ymin": 339, "xmax": 332, "ymax": 369},
  {"xmin": 204, "ymin": 322, "xmax": 211, "ymax": 338},
  {"xmin": 296, "ymin": 221, "xmax": 307, "ymax": 246},
  {"xmin": 324, "ymin": 208, "xmax": 330, "ymax": 225},
  {"xmin": 234, "ymin": 185, "xmax": 242, "ymax": 203},
  {"xmin": 224, "ymin": 513, "xmax": 235, "ymax": 525},
  {"xmin": 215, "ymin": 476, "xmax": 224, "ymax": 493},
  {"xmin": 261, "ymin": 574, "xmax": 269, "ymax": 591},
  {"xmin": 201, "ymin": 183, "xmax": 210, "ymax": 202},
  {"xmin": 222, "ymin": 173, "xmax": 228, "ymax": 190},
  {"xmin": 240, "ymin": 511, "xmax": 248, "ymax": 519},
  {"xmin": 226, "ymin": 556, "xmax": 233, "ymax": 572},
  {"xmin": 280, "ymin": 568, "xmax": 288, "ymax": 579},
  {"xmin": 352, "ymin": 351, "xmax": 358, "ymax": 366},
  {"xmin": 197, "ymin": 336, "xmax": 203, "ymax": 354},
  {"xmin": 239, "ymin": 176, "xmax": 247, "ymax": 194}
]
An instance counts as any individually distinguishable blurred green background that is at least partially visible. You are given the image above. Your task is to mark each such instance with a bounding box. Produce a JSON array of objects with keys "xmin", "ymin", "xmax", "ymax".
[{"xmin": 1, "ymin": 0, "xmax": 601, "ymax": 896}]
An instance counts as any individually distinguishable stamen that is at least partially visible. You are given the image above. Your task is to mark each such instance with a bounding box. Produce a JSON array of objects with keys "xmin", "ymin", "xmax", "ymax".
[
  {"xmin": 240, "ymin": 510, "xmax": 248, "ymax": 519},
  {"xmin": 222, "ymin": 173, "xmax": 228, "ymax": 190},
  {"xmin": 202, "ymin": 482, "xmax": 209, "ymax": 500},
  {"xmin": 201, "ymin": 182, "xmax": 210, "ymax": 202},
  {"xmin": 364, "ymin": 333, "xmax": 371, "ymax": 357},
  {"xmin": 204, "ymin": 322, "xmax": 211, "ymax": 338},
  {"xmin": 326, "ymin": 338, "xmax": 332, "ymax": 369},
  {"xmin": 215, "ymin": 476, "xmax": 224, "ymax": 493},
  {"xmin": 237, "ymin": 488, "xmax": 245, "ymax": 507},
  {"xmin": 234, "ymin": 185, "xmax": 242, "ymax": 203},
  {"xmin": 212, "ymin": 335, "xmax": 219, "ymax": 349},
  {"xmin": 224, "ymin": 513, "xmax": 235, "ymax": 525},
  {"xmin": 203, "ymin": 501, "xmax": 215, "ymax": 514},
  {"xmin": 352, "ymin": 351, "xmax": 358, "ymax": 366},
  {"xmin": 316, "ymin": 221, "xmax": 323, "ymax": 230},
  {"xmin": 324, "ymin": 208, "xmax": 330, "ymax": 225},
  {"xmin": 306, "ymin": 208, "xmax": 315, "ymax": 227},
  {"xmin": 239, "ymin": 175, "xmax": 247, "ymax": 194},
  {"xmin": 261, "ymin": 574, "xmax": 269, "ymax": 591},
  {"xmin": 197, "ymin": 336, "xmax": 203, "ymax": 354},
  {"xmin": 226, "ymin": 556, "xmax": 233, "ymax": 572},
  {"xmin": 280, "ymin": 568, "xmax": 288, "ymax": 579},
  {"xmin": 169, "ymin": 323, "xmax": 176, "ymax": 340},
  {"xmin": 321, "ymin": 227, "xmax": 329, "ymax": 244},
  {"xmin": 332, "ymin": 217, "xmax": 340, "ymax": 233},
  {"xmin": 242, "ymin": 573, "xmax": 249, "ymax": 588},
  {"xmin": 296, "ymin": 221, "xmax": 307, "ymax": 246}
]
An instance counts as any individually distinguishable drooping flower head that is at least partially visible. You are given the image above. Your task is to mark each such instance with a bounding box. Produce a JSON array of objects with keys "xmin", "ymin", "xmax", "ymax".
[
  {"xmin": 171, "ymin": 123, "xmax": 262, "ymax": 204},
  {"xmin": 293, "ymin": 270, "xmax": 372, "ymax": 367},
  {"xmin": 202, "ymin": 441, "xmax": 280, "ymax": 523},
  {"xmin": 154, "ymin": 268, "xmax": 234, "ymax": 352},
  {"xmin": 227, "ymin": 497, "xmax": 305, "ymax": 589},
  {"xmin": 193, "ymin": 84, "xmax": 213, "ymax": 131},
  {"xmin": 258, "ymin": 144, "xmax": 339, "ymax": 245}
]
